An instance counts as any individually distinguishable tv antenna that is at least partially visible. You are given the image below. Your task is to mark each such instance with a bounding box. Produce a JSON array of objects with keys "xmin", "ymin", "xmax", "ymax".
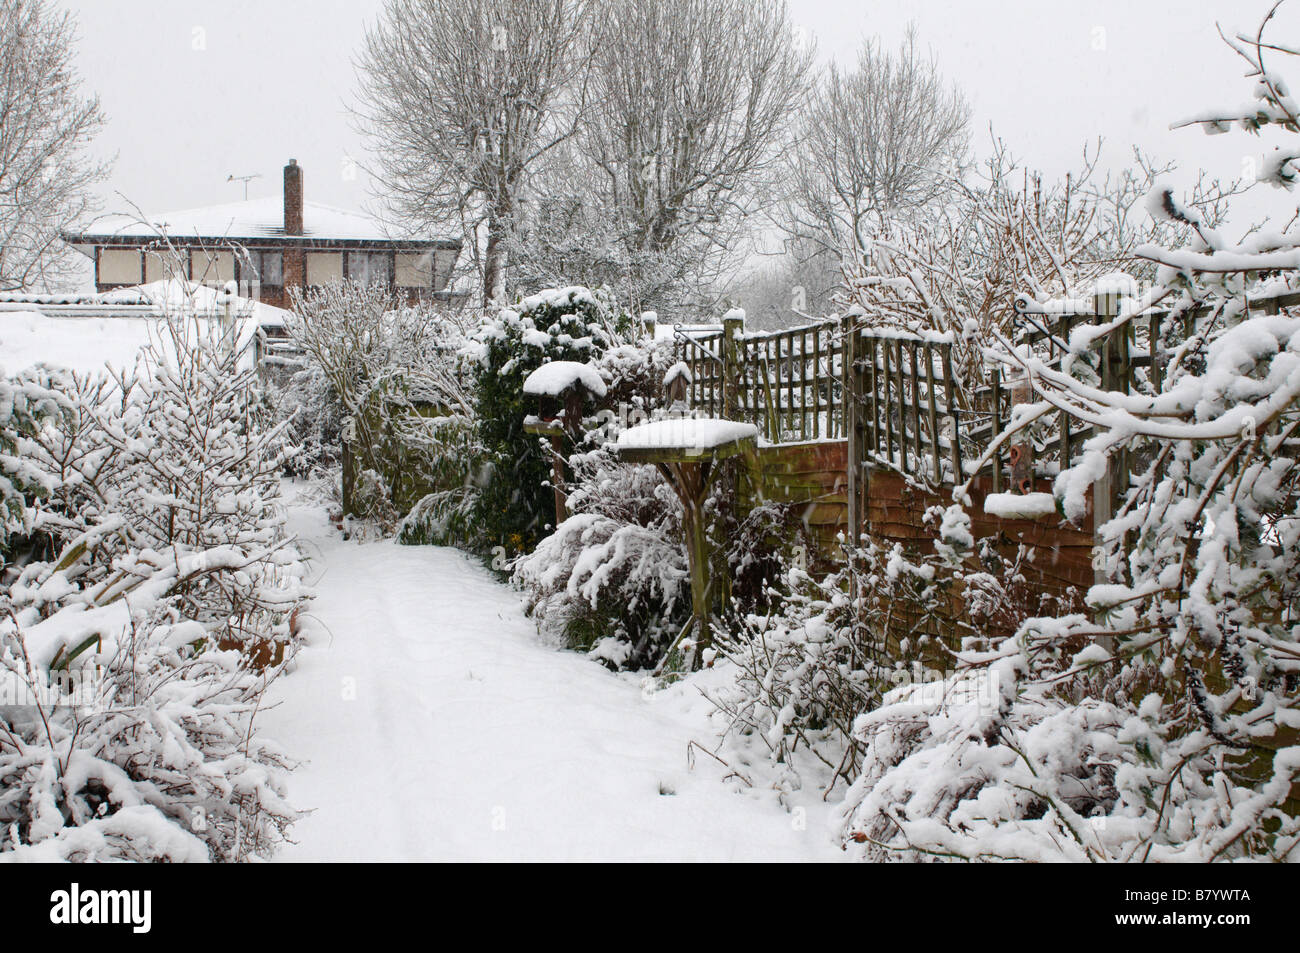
[{"xmin": 227, "ymin": 173, "xmax": 262, "ymax": 200}]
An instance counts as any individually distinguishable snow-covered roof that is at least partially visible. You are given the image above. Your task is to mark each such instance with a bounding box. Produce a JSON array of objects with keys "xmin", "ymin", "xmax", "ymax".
[
  {"xmin": 522, "ymin": 360, "xmax": 608, "ymax": 398},
  {"xmin": 66, "ymin": 197, "xmax": 458, "ymax": 247},
  {"xmin": 0, "ymin": 279, "xmax": 293, "ymax": 328},
  {"xmin": 0, "ymin": 307, "xmax": 267, "ymax": 377},
  {"xmin": 663, "ymin": 361, "xmax": 692, "ymax": 386}
]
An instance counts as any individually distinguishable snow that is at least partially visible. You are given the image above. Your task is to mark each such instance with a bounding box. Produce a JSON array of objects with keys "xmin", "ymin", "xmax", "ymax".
[
  {"xmin": 0, "ymin": 279, "xmax": 291, "ymax": 328},
  {"xmin": 263, "ymin": 495, "xmax": 842, "ymax": 861},
  {"xmin": 1091, "ymin": 271, "xmax": 1138, "ymax": 299},
  {"xmin": 983, "ymin": 491, "xmax": 1058, "ymax": 520},
  {"xmin": 663, "ymin": 361, "xmax": 692, "ymax": 386},
  {"xmin": 0, "ymin": 307, "xmax": 263, "ymax": 377},
  {"xmin": 0, "ymin": 310, "xmax": 167, "ymax": 375},
  {"xmin": 0, "ymin": 280, "xmax": 290, "ymax": 378},
  {"xmin": 521, "ymin": 360, "xmax": 607, "ymax": 398},
  {"xmin": 2, "ymin": 805, "xmax": 210, "ymax": 863},
  {"xmin": 616, "ymin": 418, "xmax": 759, "ymax": 451},
  {"xmin": 517, "ymin": 286, "xmax": 600, "ymax": 314}
]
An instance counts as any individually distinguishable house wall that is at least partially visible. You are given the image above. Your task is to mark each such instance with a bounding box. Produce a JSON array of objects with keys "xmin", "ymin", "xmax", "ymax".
[{"xmin": 92, "ymin": 241, "xmax": 460, "ymax": 311}]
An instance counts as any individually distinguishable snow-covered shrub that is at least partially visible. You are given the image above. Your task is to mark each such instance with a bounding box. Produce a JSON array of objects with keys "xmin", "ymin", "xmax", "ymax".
[
  {"xmin": 0, "ymin": 314, "xmax": 308, "ymax": 861},
  {"xmin": 468, "ymin": 286, "xmax": 625, "ymax": 556},
  {"xmin": 395, "ymin": 410, "xmax": 485, "ymax": 548},
  {"xmin": 0, "ymin": 371, "xmax": 67, "ymax": 558},
  {"xmin": 707, "ymin": 499, "xmax": 1074, "ymax": 799},
  {"xmin": 710, "ymin": 532, "xmax": 951, "ymax": 790},
  {"xmin": 839, "ymin": 660, "xmax": 1129, "ymax": 862},
  {"xmin": 512, "ymin": 439, "xmax": 689, "ymax": 669},
  {"xmin": 274, "ymin": 362, "xmax": 342, "ymax": 483},
  {"xmin": 287, "ymin": 281, "xmax": 478, "ymax": 533},
  {"xmin": 1, "ymin": 594, "xmax": 298, "ymax": 862}
]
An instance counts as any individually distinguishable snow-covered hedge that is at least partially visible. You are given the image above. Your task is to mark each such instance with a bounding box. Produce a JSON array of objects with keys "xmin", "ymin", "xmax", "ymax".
[
  {"xmin": 0, "ymin": 316, "xmax": 308, "ymax": 862},
  {"xmin": 707, "ymin": 505, "xmax": 1039, "ymax": 794},
  {"xmin": 468, "ymin": 286, "xmax": 626, "ymax": 556}
]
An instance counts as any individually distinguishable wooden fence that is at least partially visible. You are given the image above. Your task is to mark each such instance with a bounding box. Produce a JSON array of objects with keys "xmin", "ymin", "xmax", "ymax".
[{"xmin": 673, "ymin": 287, "xmax": 1300, "ymax": 538}]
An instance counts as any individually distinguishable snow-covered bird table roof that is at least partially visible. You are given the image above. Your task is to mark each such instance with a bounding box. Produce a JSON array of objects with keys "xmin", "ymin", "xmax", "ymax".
[
  {"xmin": 614, "ymin": 418, "xmax": 758, "ymax": 464},
  {"xmin": 521, "ymin": 360, "xmax": 608, "ymax": 399}
]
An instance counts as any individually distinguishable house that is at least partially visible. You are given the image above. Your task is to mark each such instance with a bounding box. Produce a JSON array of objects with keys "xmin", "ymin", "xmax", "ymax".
[{"xmin": 60, "ymin": 160, "xmax": 463, "ymax": 310}]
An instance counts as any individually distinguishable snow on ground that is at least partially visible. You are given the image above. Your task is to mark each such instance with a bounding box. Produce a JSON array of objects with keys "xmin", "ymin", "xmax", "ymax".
[{"xmin": 264, "ymin": 492, "xmax": 842, "ymax": 862}]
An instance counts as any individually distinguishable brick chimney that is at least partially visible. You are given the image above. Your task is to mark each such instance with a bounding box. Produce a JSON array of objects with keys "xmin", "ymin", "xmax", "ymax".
[{"xmin": 283, "ymin": 159, "xmax": 303, "ymax": 235}]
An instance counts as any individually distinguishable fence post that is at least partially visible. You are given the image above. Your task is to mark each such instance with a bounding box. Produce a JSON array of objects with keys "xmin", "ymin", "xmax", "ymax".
[
  {"xmin": 1092, "ymin": 286, "xmax": 1128, "ymax": 534},
  {"xmin": 722, "ymin": 310, "xmax": 745, "ymax": 421},
  {"xmin": 1008, "ymin": 371, "xmax": 1033, "ymax": 494},
  {"xmin": 1091, "ymin": 285, "xmax": 1130, "ymax": 635},
  {"xmin": 842, "ymin": 311, "xmax": 862, "ymax": 545}
]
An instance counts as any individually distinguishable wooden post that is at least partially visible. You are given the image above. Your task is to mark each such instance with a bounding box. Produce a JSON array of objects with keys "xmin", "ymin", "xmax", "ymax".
[
  {"xmin": 843, "ymin": 312, "xmax": 862, "ymax": 546},
  {"xmin": 1060, "ymin": 314, "xmax": 1073, "ymax": 472},
  {"xmin": 883, "ymin": 332, "xmax": 894, "ymax": 465},
  {"xmin": 925, "ymin": 343, "xmax": 941, "ymax": 485},
  {"xmin": 908, "ymin": 342, "xmax": 923, "ymax": 478},
  {"xmin": 1091, "ymin": 285, "xmax": 1129, "ymax": 648},
  {"xmin": 548, "ymin": 434, "xmax": 566, "ymax": 526},
  {"xmin": 894, "ymin": 338, "xmax": 907, "ymax": 471},
  {"xmin": 722, "ymin": 311, "xmax": 744, "ymax": 421}
]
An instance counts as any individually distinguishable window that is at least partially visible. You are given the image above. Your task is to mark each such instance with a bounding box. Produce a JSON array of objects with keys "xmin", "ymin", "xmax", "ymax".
[
  {"xmin": 239, "ymin": 249, "xmax": 283, "ymax": 287},
  {"xmin": 190, "ymin": 250, "xmax": 235, "ymax": 287},
  {"xmin": 347, "ymin": 251, "xmax": 392, "ymax": 287},
  {"xmin": 144, "ymin": 249, "xmax": 186, "ymax": 283},
  {"xmin": 98, "ymin": 248, "xmax": 142, "ymax": 285},
  {"xmin": 395, "ymin": 252, "xmax": 433, "ymax": 289},
  {"xmin": 306, "ymin": 251, "xmax": 343, "ymax": 286}
]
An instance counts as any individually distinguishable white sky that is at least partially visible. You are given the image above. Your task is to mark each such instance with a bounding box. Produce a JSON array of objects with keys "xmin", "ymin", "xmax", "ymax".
[{"xmin": 61, "ymin": 0, "xmax": 1300, "ymax": 240}]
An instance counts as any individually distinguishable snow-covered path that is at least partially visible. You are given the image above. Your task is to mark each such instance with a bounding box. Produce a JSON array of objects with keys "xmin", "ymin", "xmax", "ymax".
[{"xmin": 264, "ymin": 501, "xmax": 842, "ymax": 862}]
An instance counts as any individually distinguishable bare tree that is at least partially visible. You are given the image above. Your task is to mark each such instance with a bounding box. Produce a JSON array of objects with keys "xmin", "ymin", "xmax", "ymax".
[
  {"xmin": 779, "ymin": 26, "xmax": 970, "ymax": 263},
  {"xmin": 842, "ymin": 137, "xmax": 1243, "ymax": 387},
  {"xmin": 580, "ymin": 0, "xmax": 813, "ymax": 314},
  {"xmin": 729, "ymin": 235, "xmax": 841, "ymax": 329},
  {"xmin": 0, "ymin": 0, "xmax": 108, "ymax": 292},
  {"xmin": 354, "ymin": 0, "xmax": 588, "ymax": 306}
]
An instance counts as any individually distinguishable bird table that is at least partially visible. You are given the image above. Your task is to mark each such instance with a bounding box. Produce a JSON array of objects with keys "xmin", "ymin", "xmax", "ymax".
[
  {"xmin": 521, "ymin": 361, "xmax": 608, "ymax": 526},
  {"xmin": 612, "ymin": 418, "xmax": 759, "ymax": 670}
]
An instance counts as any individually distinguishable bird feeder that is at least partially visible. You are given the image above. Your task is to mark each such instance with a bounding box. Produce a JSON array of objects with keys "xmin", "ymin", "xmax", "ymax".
[
  {"xmin": 612, "ymin": 417, "xmax": 758, "ymax": 671},
  {"xmin": 663, "ymin": 361, "xmax": 692, "ymax": 412},
  {"xmin": 522, "ymin": 361, "xmax": 608, "ymax": 526}
]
